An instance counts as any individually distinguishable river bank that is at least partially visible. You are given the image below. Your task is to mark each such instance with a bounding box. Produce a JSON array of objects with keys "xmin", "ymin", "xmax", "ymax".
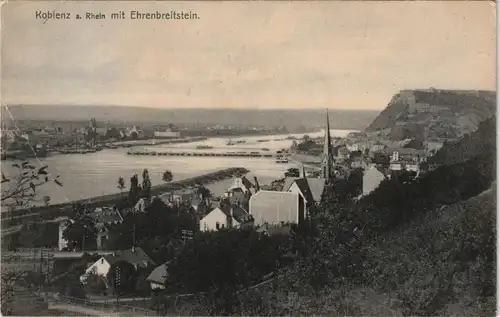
[
  {"xmin": 1, "ymin": 129, "xmax": 355, "ymax": 206},
  {"xmin": 1, "ymin": 167, "xmax": 249, "ymax": 227}
]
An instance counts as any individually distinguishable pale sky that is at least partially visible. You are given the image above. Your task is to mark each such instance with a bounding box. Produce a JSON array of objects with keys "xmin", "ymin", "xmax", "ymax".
[{"xmin": 1, "ymin": 1, "xmax": 496, "ymax": 110}]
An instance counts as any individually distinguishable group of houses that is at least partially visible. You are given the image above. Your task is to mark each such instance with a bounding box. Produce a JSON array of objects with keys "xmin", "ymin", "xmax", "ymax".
[{"xmin": 51, "ymin": 111, "xmax": 435, "ymax": 297}]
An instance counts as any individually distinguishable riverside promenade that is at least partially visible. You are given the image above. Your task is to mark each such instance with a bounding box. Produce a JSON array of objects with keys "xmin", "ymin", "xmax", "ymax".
[{"xmin": 1, "ymin": 167, "xmax": 249, "ymax": 227}]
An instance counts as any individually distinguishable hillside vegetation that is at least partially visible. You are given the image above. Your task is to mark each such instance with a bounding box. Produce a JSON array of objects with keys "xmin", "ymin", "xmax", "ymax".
[
  {"xmin": 231, "ymin": 121, "xmax": 496, "ymax": 316},
  {"xmin": 365, "ymin": 89, "xmax": 496, "ymax": 140},
  {"xmin": 429, "ymin": 115, "xmax": 496, "ymax": 165}
]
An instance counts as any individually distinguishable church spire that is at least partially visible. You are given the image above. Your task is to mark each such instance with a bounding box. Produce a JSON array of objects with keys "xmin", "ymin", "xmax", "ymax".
[
  {"xmin": 301, "ymin": 164, "xmax": 307, "ymax": 178},
  {"xmin": 321, "ymin": 109, "xmax": 333, "ymax": 179}
]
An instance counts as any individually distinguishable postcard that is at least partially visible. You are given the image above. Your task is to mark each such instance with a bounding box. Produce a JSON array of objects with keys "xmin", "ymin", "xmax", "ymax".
[{"xmin": 1, "ymin": 1, "xmax": 496, "ymax": 316}]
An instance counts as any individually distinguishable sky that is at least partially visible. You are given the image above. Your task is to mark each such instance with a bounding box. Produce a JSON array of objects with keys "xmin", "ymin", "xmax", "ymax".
[{"xmin": 1, "ymin": 1, "xmax": 496, "ymax": 110}]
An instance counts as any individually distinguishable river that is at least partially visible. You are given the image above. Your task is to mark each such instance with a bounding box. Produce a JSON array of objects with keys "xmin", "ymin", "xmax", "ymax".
[{"xmin": 1, "ymin": 129, "xmax": 356, "ymax": 205}]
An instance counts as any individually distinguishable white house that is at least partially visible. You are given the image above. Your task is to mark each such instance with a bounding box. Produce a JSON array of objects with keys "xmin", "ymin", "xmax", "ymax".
[
  {"xmin": 391, "ymin": 151, "xmax": 400, "ymax": 162},
  {"xmin": 389, "ymin": 162, "xmax": 403, "ymax": 171},
  {"xmin": 227, "ymin": 176, "xmax": 256, "ymax": 194},
  {"xmin": 80, "ymin": 256, "xmax": 113, "ymax": 284},
  {"xmin": 249, "ymin": 191, "xmax": 305, "ymax": 227},
  {"xmin": 404, "ymin": 163, "xmax": 420, "ymax": 173},
  {"xmin": 199, "ymin": 204, "xmax": 250, "ymax": 232},
  {"xmin": 362, "ymin": 165, "xmax": 386, "ymax": 196},
  {"xmin": 282, "ymin": 177, "xmax": 325, "ymax": 205},
  {"xmin": 346, "ymin": 143, "xmax": 359, "ymax": 152},
  {"xmin": 80, "ymin": 247, "xmax": 154, "ymax": 284}
]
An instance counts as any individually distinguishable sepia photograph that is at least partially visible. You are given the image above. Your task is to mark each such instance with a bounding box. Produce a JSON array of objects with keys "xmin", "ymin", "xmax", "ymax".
[{"xmin": 0, "ymin": 1, "xmax": 497, "ymax": 316}]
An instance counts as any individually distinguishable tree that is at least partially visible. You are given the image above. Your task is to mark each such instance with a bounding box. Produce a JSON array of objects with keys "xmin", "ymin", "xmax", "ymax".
[
  {"xmin": 117, "ymin": 177, "xmax": 126, "ymax": 193},
  {"xmin": 142, "ymin": 169, "xmax": 152, "ymax": 199},
  {"xmin": 196, "ymin": 186, "xmax": 211, "ymax": 200},
  {"xmin": 284, "ymin": 168, "xmax": 300, "ymax": 178},
  {"xmin": 85, "ymin": 270, "xmax": 108, "ymax": 295},
  {"xmin": 1, "ymin": 163, "xmax": 62, "ymax": 210},
  {"xmin": 129, "ymin": 174, "xmax": 142, "ymax": 206},
  {"xmin": 65, "ymin": 273, "xmax": 87, "ymax": 298},
  {"xmin": 168, "ymin": 229, "xmax": 288, "ymax": 314},
  {"xmin": 1, "ymin": 270, "xmax": 23, "ymax": 315},
  {"xmin": 162, "ymin": 170, "xmax": 173, "ymax": 183},
  {"xmin": 62, "ymin": 215, "xmax": 97, "ymax": 251}
]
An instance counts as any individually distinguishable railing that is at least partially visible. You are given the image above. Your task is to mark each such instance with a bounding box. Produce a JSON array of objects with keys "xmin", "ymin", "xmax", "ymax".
[{"xmin": 52, "ymin": 294, "xmax": 159, "ymax": 316}]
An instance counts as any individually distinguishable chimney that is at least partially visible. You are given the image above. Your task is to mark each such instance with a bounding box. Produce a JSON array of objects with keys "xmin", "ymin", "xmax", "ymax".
[
  {"xmin": 227, "ymin": 205, "xmax": 234, "ymax": 228},
  {"xmin": 253, "ymin": 177, "xmax": 260, "ymax": 191}
]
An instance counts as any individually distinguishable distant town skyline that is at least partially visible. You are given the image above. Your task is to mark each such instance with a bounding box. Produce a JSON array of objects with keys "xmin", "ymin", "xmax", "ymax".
[{"xmin": 3, "ymin": 1, "xmax": 495, "ymax": 110}]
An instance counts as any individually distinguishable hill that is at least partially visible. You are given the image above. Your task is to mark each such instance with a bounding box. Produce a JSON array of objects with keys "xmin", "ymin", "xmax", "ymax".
[
  {"xmin": 429, "ymin": 115, "xmax": 496, "ymax": 165},
  {"xmin": 365, "ymin": 89, "xmax": 496, "ymax": 141},
  {"xmin": 1, "ymin": 105, "xmax": 379, "ymax": 131}
]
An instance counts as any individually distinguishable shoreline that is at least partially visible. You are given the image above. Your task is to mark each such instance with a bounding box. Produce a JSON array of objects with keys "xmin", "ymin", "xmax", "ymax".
[{"xmin": 1, "ymin": 167, "xmax": 249, "ymax": 226}]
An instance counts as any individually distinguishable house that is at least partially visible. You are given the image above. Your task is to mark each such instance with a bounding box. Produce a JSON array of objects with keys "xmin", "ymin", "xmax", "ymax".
[
  {"xmin": 147, "ymin": 262, "xmax": 169, "ymax": 290},
  {"xmin": 389, "ymin": 162, "xmax": 403, "ymax": 171},
  {"xmin": 58, "ymin": 207, "xmax": 124, "ymax": 251},
  {"xmin": 383, "ymin": 148, "xmax": 424, "ymax": 164},
  {"xmin": 370, "ymin": 142, "xmax": 386, "ymax": 153},
  {"xmin": 189, "ymin": 194, "xmax": 212, "ymax": 213},
  {"xmin": 350, "ymin": 155, "xmax": 368, "ymax": 170},
  {"xmin": 158, "ymin": 189, "xmax": 197, "ymax": 207},
  {"xmin": 249, "ymin": 191, "xmax": 305, "ymax": 227},
  {"xmin": 362, "ymin": 165, "xmax": 387, "ymax": 196},
  {"xmin": 199, "ymin": 202, "xmax": 252, "ymax": 231},
  {"xmin": 134, "ymin": 198, "xmax": 148, "ymax": 213},
  {"xmin": 336, "ymin": 146, "xmax": 350, "ymax": 160},
  {"xmin": 404, "ymin": 162, "xmax": 420, "ymax": 173},
  {"xmin": 227, "ymin": 176, "xmax": 257, "ymax": 194},
  {"xmin": 80, "ymin": 247, "xmax": 155, "ymax": 284},
  {"xmin": 90, "ymin": 207, "xmax": 124, "ymax": 249},
  {"xmin": 346, "ymin": 143, "xmax": 359, "ymax": 152},
  {"xmin": 281, "ymin": 174, "xmax": 326, "ymax": 206}
]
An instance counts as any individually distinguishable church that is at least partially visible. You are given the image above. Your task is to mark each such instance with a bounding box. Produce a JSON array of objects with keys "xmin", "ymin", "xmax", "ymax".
[{"xmin": 282, "ymin": 110, "xmax": 336, "ymax": 209}]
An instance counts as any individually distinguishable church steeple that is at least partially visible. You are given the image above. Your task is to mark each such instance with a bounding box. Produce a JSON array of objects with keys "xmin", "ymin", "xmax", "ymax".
[{"xmin": 321, "ymin": 109, "xmax": 334, "ymax": 179}]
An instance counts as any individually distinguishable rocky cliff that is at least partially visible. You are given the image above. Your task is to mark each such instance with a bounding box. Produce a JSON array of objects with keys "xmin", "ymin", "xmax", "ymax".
[{"xmin": 365, "ymin": 89, "xmax": 496, "ymax": 141}]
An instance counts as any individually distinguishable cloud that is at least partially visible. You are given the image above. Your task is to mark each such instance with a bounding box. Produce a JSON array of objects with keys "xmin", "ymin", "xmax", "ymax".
[{"xmin": 2, "ymin": 1, "xmax": 495, "ymax": 109}]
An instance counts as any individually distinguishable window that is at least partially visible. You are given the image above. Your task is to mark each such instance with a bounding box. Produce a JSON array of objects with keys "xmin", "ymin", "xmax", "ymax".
[{"xmin": 101, "ymin": 258, "xmax": 104, "ymax": 264}]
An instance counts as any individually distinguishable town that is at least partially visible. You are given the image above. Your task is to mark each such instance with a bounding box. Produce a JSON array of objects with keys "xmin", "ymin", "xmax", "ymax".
[
  {"xmin": 1, "ymin": 103, "xmax": 496, "ymax": 316},
  {"xmin": 2, "ymin": 1, "xmax": 495, "ymax": 316}
]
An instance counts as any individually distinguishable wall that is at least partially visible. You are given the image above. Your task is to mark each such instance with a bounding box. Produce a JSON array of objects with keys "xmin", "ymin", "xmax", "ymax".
[
  {"xmin": 288, "ymin": 182, "xmax": 308, "ymax": 205},
  {"xmin": 150, "ymin": 282, "xmax": 165, "ymax": 290},
  {"xmin": 249, "ymin": 191, "xmax": 299, "ymax": 226},
  {"xmin": 362, "ymin": 167, "xmax": 386, "ymax": 196},
  {"xmin": 81, "ymin": 258, "xmax": 111, "ymax": 283},
  {"xmin": 199, "ymin": 208, "xmax": 228, "ymax": 232}
]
